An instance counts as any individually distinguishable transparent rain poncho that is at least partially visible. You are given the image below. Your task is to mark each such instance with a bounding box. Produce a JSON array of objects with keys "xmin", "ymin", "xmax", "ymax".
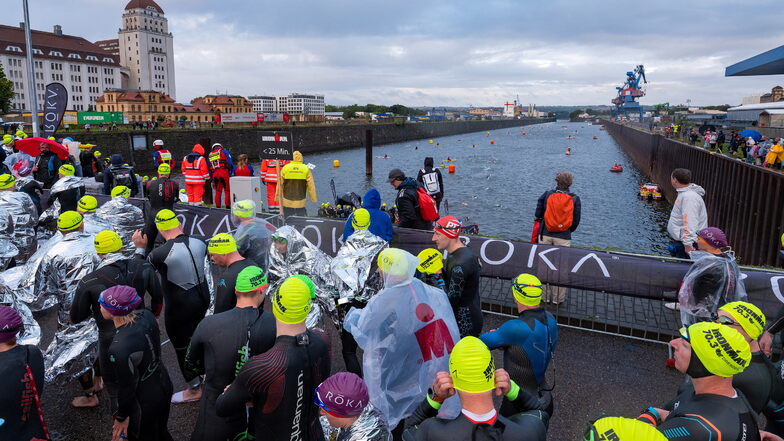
[
  {"xmin": 96, "ymin": 196, "xmax": 145, "ymax": 256},
  {"xmin": 0, "ymin": 189, "xmax": 38, "ymax": 262},
  {"xmin": 319, "ymin": 402, "xmax": 391, "ymax": 441},
  {"xmin": 267, "ymin": 225, "xmax": 337, "ymax": 328},
  {"xmin": 678, "ymin": 250, "xmax": 748, "ymax": 326},
  {"xmin": 330, "ymin": 229, "xmax": 387, "ymax": 324},
  {"xmin": 39, "ymin": 231, "xmax": 99, "ymax": 383},
  {"xmin": 231, "ymin": 212, "xmax": 275, "ymax": 271},
  {"xmin": 343, "ymin": 249, "xmax": 460, "ymax": 428}
]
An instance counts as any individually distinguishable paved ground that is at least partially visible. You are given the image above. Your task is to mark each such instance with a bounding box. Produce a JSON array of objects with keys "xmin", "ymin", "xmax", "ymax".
[{"xmin": 37, "ymin": 309, "xmax": 682, "ymax": 441}]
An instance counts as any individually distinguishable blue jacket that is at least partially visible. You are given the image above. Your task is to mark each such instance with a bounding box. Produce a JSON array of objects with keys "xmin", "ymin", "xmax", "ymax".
[{"xmin": 342, "ymin": 188, "xmax": 393, "ymax": 242}]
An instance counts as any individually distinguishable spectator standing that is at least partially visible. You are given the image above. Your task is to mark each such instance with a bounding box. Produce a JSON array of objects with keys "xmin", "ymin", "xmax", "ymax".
[
  {"xmin": 342, "ymin": 188, "xmax": 394, "ymax": 242},
  {"xmin": 182, "ymin": 145, "xmax": 210, "ymax": 205},
  {"xmin": 32, "ymin": 142, "xmax": 62, "ymax": 189},
  {"xmin": 389, "ymin": 168, "xmax": 431, "ymax": 230},
  {"xmin": 208, "ymin": 143, "xmax": 233, "ymax": 208},
  {"xmin": 232, "ymin": 154, "xmax": 254, "ymax": 176},
  {"xmin": 666, "ymin": 168, "xmax": 707, "ymax": 258},
  {"xmin": 534, "ymin": 171, "xmax": 581, "ymax": 304},
  {"xmin": 417, "ymin": 157, "xmax": 444, "ymax": 210},
  {"xmin": 151, "ymin": 139, "xmax": 175, "ymax": 168},
  {"xmin": 278, "ymin": 151, "xmax": 317, "ymax": 217},
  {"xmin": 103, "ymin": 154, "xmax": 138, "ymax": 197}
]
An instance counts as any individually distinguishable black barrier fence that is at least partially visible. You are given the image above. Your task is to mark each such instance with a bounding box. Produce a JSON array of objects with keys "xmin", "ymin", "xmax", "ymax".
[
  {"xmin": 84, "ymin": 197, "xmax": 784, "ymax": 342},
  {"xmin": 604, "ymin": 121, "xmax": 784, "ymax": 267}
]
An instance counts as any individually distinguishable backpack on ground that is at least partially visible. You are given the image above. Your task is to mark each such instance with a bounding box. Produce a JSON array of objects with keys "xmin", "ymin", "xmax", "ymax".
[
  {"xmin": 416, "ymin": 188, "xmax": 439, "ymax": 221},
  {"xmin": 111, "ymin": 165, "xmax": 133, "ymax": 187},
  {"xmin": 420, "ymin": 169, "xmax": 441, "ymax": 195},
  {"xmin": 543, "ymin": 190, "xmax": 574, "ymax": 233}
]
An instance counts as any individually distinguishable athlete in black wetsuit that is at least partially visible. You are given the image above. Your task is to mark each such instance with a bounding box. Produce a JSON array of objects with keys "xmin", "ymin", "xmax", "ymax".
[
  {"xmin": 184, "ymin": 265, "xmax": 276, "ymax": 441},
  {"xmin": 106, "ymin": 308, "xmax": 173, "ymax": 441},
  {"xmin": 133, "ymin": 211, "xmax": 209, "ymax": 389},
  {"xmin": 433, "ymin": 216, "xmax": 483, "ymax": 337},
  {"xmin": 656, "ymin": 388, "xmax": 760, "ymax": 441},
  {"xmin": 70, "ymin": 231, "xmax": 164, "ymax": 409},
  {"xmin": 215, "ymin": 276, "xmax": 331, "ymax": 441},
  {"xmin": 143, "ymin": 167, "xmax": 179, "ymax": 254},
  {"xmin": 0, "ymin": 307, "xmax": 48, "ymax": 441},
  {"xmin": 207, "ymin": 233, "xmax": 258, "ymax": 314}
]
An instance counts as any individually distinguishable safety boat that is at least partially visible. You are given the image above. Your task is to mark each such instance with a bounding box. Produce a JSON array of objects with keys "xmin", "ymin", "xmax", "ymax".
[
  {"xmin": 610, "ymin": 164, "xmax": 623, "ymax": 173},
  {"xmin": 639, "ymin": 183, "xmax": 663, "ymax": 200}
]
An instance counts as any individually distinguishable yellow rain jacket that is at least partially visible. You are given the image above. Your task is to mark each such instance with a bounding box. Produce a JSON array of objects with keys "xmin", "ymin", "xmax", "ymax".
[
  {"xmin": 276, "ymin": 151, "xmax": 317, "ymax": 208},
  {"xmin": 766, "ymin": 143, "xmax": 784, "ymax": 165}
]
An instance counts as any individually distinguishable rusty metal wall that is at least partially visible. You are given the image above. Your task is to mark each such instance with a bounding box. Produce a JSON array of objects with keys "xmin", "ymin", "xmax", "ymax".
[{"xmin": 604, "ymin": 121, "xmax": 784, "ymax": 266}]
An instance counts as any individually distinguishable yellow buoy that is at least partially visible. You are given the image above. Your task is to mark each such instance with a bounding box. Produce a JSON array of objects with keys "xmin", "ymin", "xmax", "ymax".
[
  {"xmin": 333, "ymin": 160, "xmax": 340, "ymax": 168},
  {"xmin": 429, "ymin": 140, "xmax": 434, "ymax": 144}
]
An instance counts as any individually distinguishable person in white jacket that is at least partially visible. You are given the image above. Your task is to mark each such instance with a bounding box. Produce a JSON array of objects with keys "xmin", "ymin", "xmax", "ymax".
[{"xmin": 667, "ymin": 168, "xmax": 707, "ymax": 259}]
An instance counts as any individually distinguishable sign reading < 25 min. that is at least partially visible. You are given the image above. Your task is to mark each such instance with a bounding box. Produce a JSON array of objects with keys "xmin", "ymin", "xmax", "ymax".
[{"xmin": 258, "ymin": 131, "xmax": 294, "ymax": 160}]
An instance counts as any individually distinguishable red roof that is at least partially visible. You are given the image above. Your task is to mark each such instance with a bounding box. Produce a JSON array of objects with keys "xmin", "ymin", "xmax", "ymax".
[
  {"xmin": 124, "ymin": 0, "xmax": 164, "ymax": 13},
  {"xmin": 0, "ymin": 24, "xmax": 119, "ymax": 66}
]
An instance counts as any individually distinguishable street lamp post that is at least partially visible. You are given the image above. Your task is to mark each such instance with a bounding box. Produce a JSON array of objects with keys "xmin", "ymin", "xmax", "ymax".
[{"xmin": 22, "ymin": 0, "xmax": 40, "ymax": 137}]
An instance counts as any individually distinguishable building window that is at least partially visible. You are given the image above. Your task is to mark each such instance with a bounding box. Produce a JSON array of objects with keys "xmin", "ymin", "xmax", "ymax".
[
  {"xmin": 49, "ymin": 51, "xmax": 63, "ymax": 57},
  {"xmin": 5, "ymin": 45, "xmax": 22, "ymax": 53}
]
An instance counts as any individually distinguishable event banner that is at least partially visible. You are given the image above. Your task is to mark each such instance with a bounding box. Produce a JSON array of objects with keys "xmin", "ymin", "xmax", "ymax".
[
  {"xmin": 42, "ymin": 83, "xmax": 67, "ymax": 138},
  {"xmin": 78, "ymin": 196, "xmax": 784, "ymax": 316}
]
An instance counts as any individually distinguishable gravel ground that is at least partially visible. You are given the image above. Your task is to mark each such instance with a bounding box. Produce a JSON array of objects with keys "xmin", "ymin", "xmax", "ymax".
[{"xmin": 36, "ymin": 309, "xmax": 681, "ymax": 441}]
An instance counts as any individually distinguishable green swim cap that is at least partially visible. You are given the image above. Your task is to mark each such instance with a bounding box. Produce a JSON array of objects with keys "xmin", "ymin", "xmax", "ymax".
[
  {"xmin": 235, "ymin": 266, "xmax": 268, "ymax": 293},
  {"xmin": 154, "ymin": 209, "xmax": 179, "ymax": 231},
  {"xmin": 232, "ymin": 200, "xmax": 256, "ymax": 218},
  {"xmin": 719, "ymin": 301, "xmax": 766, "ymax": 340},
  {"xmin": 449, "ymin": 336, "xmax": 495, "ymax": 394},
  {"xmin": 272, "ymin": 277, "xmax": 312, "ymax": 324},
  {"xmin": 585, "ymin": 417, "xmax": 667, "ymax": 441},
  {"xmin": 111, "ymin": 186, "xmax": 131, "ymax": 198},
  {"xmin": 680, "ymin": 322, "xmax": 750, "ymax": 378},
  {"xmin": 511, "ymin": 274, "xmax": 543, "ymax": 306},
  {"xmin": 207, "ymin": 233, "xmax": 237, "ymax": 255},
  {"xmin": 291, "ymin": 274, "xmax": 316, "ymax": 299},
  {"xmin": 78, "ymin": 195, "xmax": 98, "ymax": 213},
  {"xmin": 351, "ymin": 208, "xmax": 370, "ymax": 230},
  {"xmin": 58, "ymin": 210, "xmax": 83, "ymax": 232}
]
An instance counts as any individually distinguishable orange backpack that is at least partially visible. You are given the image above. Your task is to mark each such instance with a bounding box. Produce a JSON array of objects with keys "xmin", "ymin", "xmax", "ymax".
[{"xmin": 543, "ymin": 191, "xmax": 574, "ymax": 233}]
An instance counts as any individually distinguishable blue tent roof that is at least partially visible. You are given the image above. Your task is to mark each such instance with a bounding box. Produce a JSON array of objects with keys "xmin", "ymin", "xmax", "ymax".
[{"xmin": 726, "ymin": 45, "xmax": 784, "ymax": 76}]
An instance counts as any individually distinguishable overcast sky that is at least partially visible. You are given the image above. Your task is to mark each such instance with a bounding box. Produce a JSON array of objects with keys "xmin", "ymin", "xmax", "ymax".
[{"xmin": 9, "ymin": 0, "xmax": 784, "ymax": 107}]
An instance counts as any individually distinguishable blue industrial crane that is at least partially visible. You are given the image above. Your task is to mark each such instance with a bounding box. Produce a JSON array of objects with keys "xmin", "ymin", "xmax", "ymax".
[{"xmin": 611, "ymin": 65, "xmax": 647, "ymax": 122}]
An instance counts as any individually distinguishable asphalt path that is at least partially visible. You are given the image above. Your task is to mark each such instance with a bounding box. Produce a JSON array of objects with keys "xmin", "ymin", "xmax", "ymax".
[{"xmin": 36, "ymin": 308, "xmax": 681, "ymax": 441}]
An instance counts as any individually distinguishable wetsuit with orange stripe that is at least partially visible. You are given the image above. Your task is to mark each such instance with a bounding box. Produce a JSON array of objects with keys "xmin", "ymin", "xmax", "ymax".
[{"xmin": 653, "ymin": 388, "xmax": 760, "ymax": 441}]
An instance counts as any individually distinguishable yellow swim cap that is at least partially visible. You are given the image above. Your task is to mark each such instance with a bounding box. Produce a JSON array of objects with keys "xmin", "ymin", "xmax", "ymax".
[
  {"xmin": 94, "ymin": 150, "xmax": 102, "ymax": 158},
  {"xmin": 681, "ymin": 322, "xmax": 750, "ymax": 378},
  {"xmin": 15, "ymin": 130, "xmax": 26, "ymax": 138},
  {"xmin": 272, "ymin": 277, "xmax": 312, "ymax": 324},
  {"xmin": 232, "ymin": 200, "xmax": 256, "ymax": 218},
  {"xmin": 351, "ymin": 208, "xmax": 370, "ymax": 230},
  {"xmin": 719, "ymin": 301, "xmax": 766, "ymax": 340},
  {"xmin": 154, "ymin": 209, "xmax": 180, "ymax": 231},
  {"xmin": 3, "ymin": 134, "xmax": 13, "ymax": 145},
  {"xmin": 94, "ymin": 230, "xmax": 123, "ymax": 254},
  {"xmin": 157, "ymin": 163, "xmax": 171, "ymax": 175},
  {"xmin": 77, "ymin": 195, "xmax": 98, "ymax": 213},
  {"xmin": 511, "ymin": 274, "xmax": 543, "ymax": 306},
  {"xmin": 586, "ymin": 417, "xmax": 667, "ymax": 441},
  {"xmin": 291, "ymin": 274, "xmax": 316, "ymax": 299},
  {"xmin": 449, "ymin": 336, "xmax": 495, "ymax": 394},
  {"xmin": 58, "ymin": 211, "xmax": 83, "ymax": 232},
  {"xmin": 111, "ymin": 186, "xmax": 131, "ymax": 198},
  {"xmin": 0, "ymin": 174, "xmax": 16, "ymax": 190},
  {"xmin": 416, "ymin": 248, "xmax": 443, "ymax": 274},
  {"xmin": 59, "ymin": 164, "xmax": 75, "ymax": 176},
  {"xmin": 377, "ymin": 248, "xmax": 409, "ymax": 277},
  {"xmin": 208, "ymin": 233, "xmax": 237, "ymax": 255}
]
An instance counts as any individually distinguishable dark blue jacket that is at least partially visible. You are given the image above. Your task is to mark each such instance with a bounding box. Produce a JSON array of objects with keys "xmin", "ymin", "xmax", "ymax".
[
  {"xmin": 342, "ymin": 188, "xmax": 394, "ymax": 242},
  {"xmin": 534, "ymin": 186, "xmax": 581, "ymax": 240},
  {"xmin": 103, "ymin": 154, "xmax": 138, "ymax": 197}
]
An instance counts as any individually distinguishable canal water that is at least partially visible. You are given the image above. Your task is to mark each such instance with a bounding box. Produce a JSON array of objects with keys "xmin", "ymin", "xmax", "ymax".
[{"xmin": 302, "ymin": 121, "xmax": 671, "ymax": 255}]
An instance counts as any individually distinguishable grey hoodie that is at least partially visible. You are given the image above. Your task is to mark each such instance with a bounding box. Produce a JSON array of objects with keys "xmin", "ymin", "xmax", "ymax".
[{"xmin": 667, "ymin": 184, "xmax": 707, "ymax": 246}]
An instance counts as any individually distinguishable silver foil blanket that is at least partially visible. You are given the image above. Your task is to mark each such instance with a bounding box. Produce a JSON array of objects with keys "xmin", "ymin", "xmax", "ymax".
[
  {"xmin": 0, "ymin": 190, "xmax": 38, "ymax": 262},
  {"xmin": 96, "ymin": 197, "xmax": 145, "ymax": 256},
  {"xmin": 319, "ymin": 403, "xmax": 391, "ymax": 441}
]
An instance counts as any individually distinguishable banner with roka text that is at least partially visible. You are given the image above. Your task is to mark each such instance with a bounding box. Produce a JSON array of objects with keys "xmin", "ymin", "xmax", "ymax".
[{"xmin": 42, "ymin": 83, "xmax": 67, "ymax": 139}]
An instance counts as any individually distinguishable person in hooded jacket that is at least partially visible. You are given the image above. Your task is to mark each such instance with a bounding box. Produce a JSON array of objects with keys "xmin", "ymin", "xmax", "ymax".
[
  {"xmin": 417, "ymin": 157, "xmax": 444, "ymax": 211},
  {"xmin": 182, "ymin": 145, "xmax": 210, "ymax": 205},
  {"xmin": 389, "ymin": 168, "xmax": 431, "ymax": 230},
  {"xmin": 667, "ymin": 168, "xmax": 707, "ymax": 259},
  {"xmin": 103, "ymin": 154, "xmax": 138, "ymax": 197},
  {"xmin": 278, "ymin": 151, "xmax": 317, "ymax": 217},
  {"xmin": 342, "ymin": 188, "xmax": 394, "ymax": 242}
]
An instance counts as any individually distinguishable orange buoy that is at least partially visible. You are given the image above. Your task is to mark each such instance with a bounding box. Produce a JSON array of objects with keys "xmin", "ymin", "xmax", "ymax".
[
  {"xmin": 333, "ymin": 160, "xmax": 340, "ymax": 168},
  {"xmin": 490, "ymin": 140, "xmax": 495, "ymax": 145},
  {"xmin": 448, "ymin": 164, "xmax": 456, "ymax": 173}
]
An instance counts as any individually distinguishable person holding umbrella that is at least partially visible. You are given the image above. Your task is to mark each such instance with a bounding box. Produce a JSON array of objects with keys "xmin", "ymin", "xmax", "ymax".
[{"xmin": 32, "ymin": 141, "xmax": 63, "ymax": 189}]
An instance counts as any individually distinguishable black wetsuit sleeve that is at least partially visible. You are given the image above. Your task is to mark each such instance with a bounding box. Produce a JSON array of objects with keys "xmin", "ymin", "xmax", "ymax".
[
  {"xmin": 404, "ymin": 398, "xmax": 439, "ymax": 429},
  {"xmin": 69, "ymin": 280, "xmax": 93, "ymax": 324},
  {"xmin": 215, "ymin": 363, "xmax": 255, "ymax": 417},
  {"xmin": 183, "ymin": 325, "xmax": 205, "ymax": 382},
  {"xmin": 141, "ymin": 262, "xmax": 164, "ymax": 316},
  {"xmin": 109, "ymin": 345, "xmax": 141, "ymax": 419},
  {"xmin": 501, "ymin": 388, "xmax": 546, "ymax": 417},
  {"xmin": 570, "ymin": 194, "xmax": 581, "ymax": 232},
  {"xmin": 28, "ymin": 346, "xmax": 44, "ymax": 398},
  {"xmin": 445, "ymin": 265, "xmax": 466, "ymax": 307}
]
